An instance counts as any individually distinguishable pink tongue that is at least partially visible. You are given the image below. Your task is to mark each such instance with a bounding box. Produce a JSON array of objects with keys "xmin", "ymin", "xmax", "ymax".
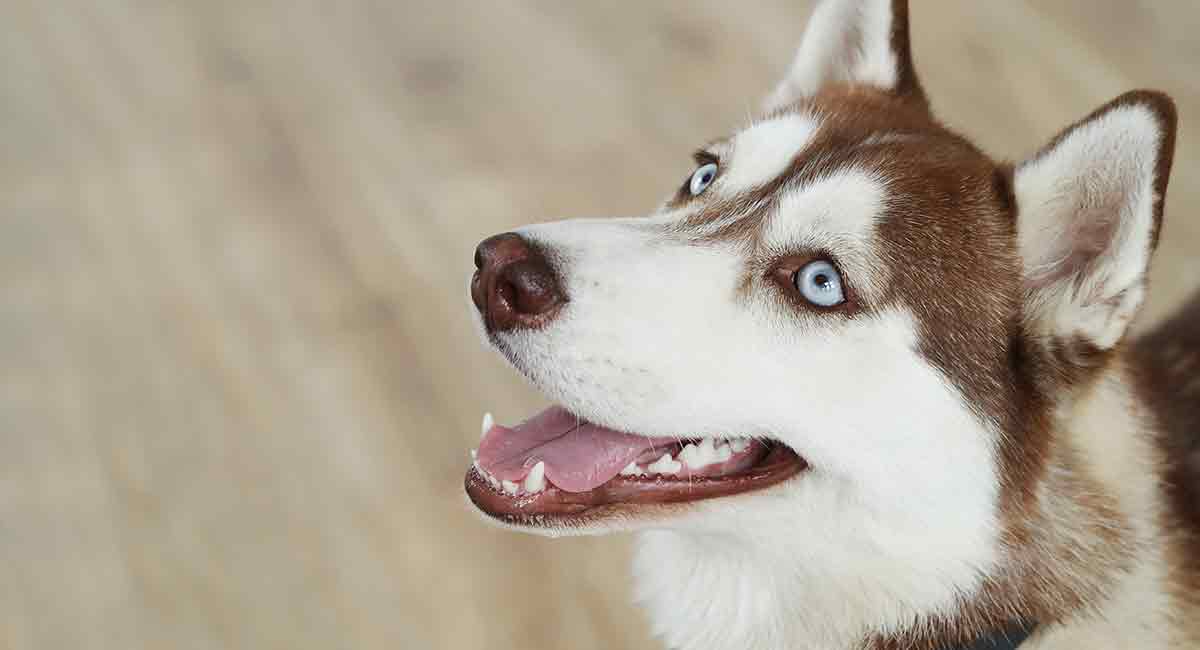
[{"xmin": 476, "ymin": 406, "xmax": 675, "ymax": 493}]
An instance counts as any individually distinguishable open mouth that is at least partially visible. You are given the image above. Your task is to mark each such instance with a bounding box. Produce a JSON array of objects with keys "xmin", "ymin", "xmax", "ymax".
[{"xmin": 464, "ymin": 406, "xmax": 807, "ymax": 524}]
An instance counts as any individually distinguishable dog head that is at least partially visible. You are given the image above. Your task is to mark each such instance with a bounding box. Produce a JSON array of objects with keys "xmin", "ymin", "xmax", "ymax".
[{"xmin": 463, "ymin": 0, "xmax": 1175, "ymax": 647}]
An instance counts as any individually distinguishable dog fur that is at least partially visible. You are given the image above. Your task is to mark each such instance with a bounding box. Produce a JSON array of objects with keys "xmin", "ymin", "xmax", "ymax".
[{"xmin": 465, "ymin": 1, "xmax": 1200, "ymax": 648}]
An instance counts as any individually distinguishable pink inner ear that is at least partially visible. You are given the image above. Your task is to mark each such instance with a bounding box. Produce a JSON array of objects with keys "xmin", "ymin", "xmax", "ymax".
[{"xmin": 1026, "ymin": 190, "xmax": 1123, "ymax": 293}]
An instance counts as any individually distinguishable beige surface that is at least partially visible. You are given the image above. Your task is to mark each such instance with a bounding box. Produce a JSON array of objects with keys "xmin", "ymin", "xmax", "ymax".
[{"xmin": 2, "ymin": 2, "xmax": 1198, "ymax": 649}]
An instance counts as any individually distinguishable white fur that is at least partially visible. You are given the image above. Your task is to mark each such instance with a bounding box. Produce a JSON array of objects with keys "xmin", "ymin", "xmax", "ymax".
[
  {"xmin": 629, "ymin": 316, "xmax": 999, "ymax": 650},
  {"xmin": 1024, "ymin": 373, "xmax": 1172, "ymax": 649},
  {"xmin": 718, "ymin": 113, "xmax": 821, "ymax": 194},
  {"xmin": 1014, "ymin": 104, "xmax": 1166, "ymax": 349},
  {"xmin": 764, "ymin": 167, "xmax": 886, "ymax": 245},
  {"xmin": 487, "ymin": 153, "xmax": 1002, "ymax": 647},
  {"xmin": 764, "ymin": 167, "xmax": 890, "ymax": 302},
  {"xmin": 766, "ymin": 0, "xmax": 899, "ymax": 110}
]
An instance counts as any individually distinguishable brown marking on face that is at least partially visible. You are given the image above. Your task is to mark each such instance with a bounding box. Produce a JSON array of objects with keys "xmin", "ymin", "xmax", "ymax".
[
  {"xmin": 701, "ymin": 85, "xmax": 1034, "ymax": 460},
  {"xmin": 664, "ymin": 81, "xmax": 1156, "ymax": 649},
  {"xmin": 669, "ymin": 86, "xmax": 962, "ymax": 245},
  {"xmin": 845, "ymin": 100, "xmax": 1140, "ymax": 649},
  {"xmin": 859, "ymin": 91, "xmax": 1183, "ymax": 647},
  {"xmin": 668, "ymin": 191, "xmax": 769, "ymax": 242}
]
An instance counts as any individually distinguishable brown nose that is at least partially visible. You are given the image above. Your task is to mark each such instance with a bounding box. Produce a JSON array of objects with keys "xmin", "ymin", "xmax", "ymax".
[{"xmin": 471, "ymin": 233, "xmax": 565, "ymax": 332}]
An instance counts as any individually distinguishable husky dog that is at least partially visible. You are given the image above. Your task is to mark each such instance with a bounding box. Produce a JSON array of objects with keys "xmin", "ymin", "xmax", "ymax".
[{"xmin": 462, "ymin": 1, "xmax": 1199, "ymax": 648}]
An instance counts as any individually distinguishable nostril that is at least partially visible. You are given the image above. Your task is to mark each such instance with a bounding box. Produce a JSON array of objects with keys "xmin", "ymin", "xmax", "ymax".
[
  {"xmin": 495, "ymin": 278, "xmax": 518, "ymax": 311},
  {"xmin": 505, "ymin": 260, "xmax": 562, "ymax": 316}
]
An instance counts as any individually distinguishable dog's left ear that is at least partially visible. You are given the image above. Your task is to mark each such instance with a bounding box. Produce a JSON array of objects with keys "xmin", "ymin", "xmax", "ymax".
[
  {"xmin": 1014, "ymin": 91, "xmax": 1177, "ymax": 349},
  {"xmin": 764, "ymin": 0, "xmax": 924, "ymax": 111}
]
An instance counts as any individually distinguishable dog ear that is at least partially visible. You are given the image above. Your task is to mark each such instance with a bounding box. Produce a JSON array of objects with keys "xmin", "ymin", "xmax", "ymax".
[
  {"xmin": 764, "ymin": 0, "xmax": 924, "ymax": 111},
  {"xmin": 1014, "ymin": 91, "xmax": 1177, "ymax": 350}
]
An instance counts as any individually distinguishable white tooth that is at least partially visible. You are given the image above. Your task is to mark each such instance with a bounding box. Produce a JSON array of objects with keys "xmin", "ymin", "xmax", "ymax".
[
  {"xmin": 620, "ymin": 461, "xmax": 643, "ymax": 476},
  {"xmin": 713, "ymin": 442, "xmax": 732, "ymax": 462},
  {"xmin": 523, "ymin": 461, "xmax": 546, "ymax": 493},
  {"xmin": 647, "ymin": 453, "xmax": 682, "ymax": 476},
  {"xmin": 481, "ymin": 412, "xmax": 495, "ymax": 439},
  {"xmin": 502, "ymin": 480, "xmax": 519, "ymax": 495},
  {"xmin": 677, "ymin": 443, "xmax": 700, "ymax": 468},
  {"xmin": 681, "ymin": 438, "xmax": 723, "ymax": 471},
  {"xmin": 730, "ymin": 439, "xmax": 750, "ymax": 453},
  {"xmin": 470, "ymin": 448, "xmax": 477, "ymax": 460},
  {"xmin": 488, "ymin": 474, "xmax": 501, "ymax": 490},
  {"xmin": 698, "ymin": 438, "xmax": 718, "ymax": 466}
]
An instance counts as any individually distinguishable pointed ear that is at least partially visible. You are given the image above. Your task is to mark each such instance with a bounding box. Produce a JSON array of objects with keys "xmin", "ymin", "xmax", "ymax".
[
  {"xmin": 1014, "ymin": 91, "xmax": 1177, "ymax": 350},
  {"xmin": 764, "ymin": 0, "xmax": 924, "ymax": 111}
]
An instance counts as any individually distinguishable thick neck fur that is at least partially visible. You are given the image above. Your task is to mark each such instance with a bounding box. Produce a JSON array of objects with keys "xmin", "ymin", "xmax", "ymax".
[
  {"xmin": 1016, "ymin": 368, "xmax": 1172, "ymax": 646},
  {"xmin": 633, "ymin": 358, "xmax": 1190, "ymax": 650}
]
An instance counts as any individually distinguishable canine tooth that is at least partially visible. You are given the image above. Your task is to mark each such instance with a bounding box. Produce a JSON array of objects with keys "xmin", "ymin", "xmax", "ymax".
[
  {"xmin": 485, "ymin": 471, "xmax": 501, "ymax": 490},
  {"xmin": 730, "ymin": 439, "xmax": 750, "ymax": 453},
  {"xmin": 502, "ymin": 479, "xmax": 519, "ymax": 495},
  {"xmin": 470, "ymin": 448, "xmax": 477, "ymax": 460},
  {"xmin": 713, "ymin": 443, "xmax": 732, "ymax": 462},
  {"xmin": 620, "ymin": 461, "xmax": 643, "ymax": 476},
  {"xmin": 523, "ymin": 461, "xmax": 546, "ymax": 493},
  {"xmin": 481, "ymin": 412, "xmax": 494, "ymax": 439},
  {"xmin": 647, "ymin": 453, "xmax": 682, "ymax": 476}
]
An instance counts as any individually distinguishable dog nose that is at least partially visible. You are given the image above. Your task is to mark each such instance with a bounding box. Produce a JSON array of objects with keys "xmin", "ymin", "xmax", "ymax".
[{"xmin": 471, "ymin": 232, "xmax": 564, "ymax": 332}]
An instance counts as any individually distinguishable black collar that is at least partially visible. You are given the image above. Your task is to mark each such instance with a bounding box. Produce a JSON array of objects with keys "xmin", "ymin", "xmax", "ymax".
[{"xmin": 942, "ymin": 621, "xmax": 1037, "ymax": 650}]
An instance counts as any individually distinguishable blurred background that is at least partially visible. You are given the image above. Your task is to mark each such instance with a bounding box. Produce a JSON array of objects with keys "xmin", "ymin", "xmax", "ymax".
[{"xmin": 2, "ymin": 1, "xmax": 1198, "ymax": 649}]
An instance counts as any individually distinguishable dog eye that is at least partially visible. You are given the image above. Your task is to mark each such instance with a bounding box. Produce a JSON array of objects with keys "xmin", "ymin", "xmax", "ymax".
[
  {"xmin": 688, "ymin": 163, "xmax": 718, "ymax": 196},
  {"xmin": 794, "ymin": 260, "xmax": 845, "ymax": 307}
]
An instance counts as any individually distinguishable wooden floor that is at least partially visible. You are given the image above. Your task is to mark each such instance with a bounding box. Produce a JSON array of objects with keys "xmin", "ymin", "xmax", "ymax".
[{"xmin": 2, "ymin": 2, "xmax": 1197, "ymax": 648}]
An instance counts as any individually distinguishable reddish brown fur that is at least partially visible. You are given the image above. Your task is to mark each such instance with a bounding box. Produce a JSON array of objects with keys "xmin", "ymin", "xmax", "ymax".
[
  {"xmin": 808, "ymin": 95, "xmax": 1145, "ymax": 650},
  {"xmin": 851, "ymin": 63, "xmax": 1184, "ymax": 650},
  {"xmin": 655, "ymin": 3, "xmax": 1189, "ymax": 646},
  {"xmin": 658, "ymin": 84, "xmax": 1156, "ymax": 649}
]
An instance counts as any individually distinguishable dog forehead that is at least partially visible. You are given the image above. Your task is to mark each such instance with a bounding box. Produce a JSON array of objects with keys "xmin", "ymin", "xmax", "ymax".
[{"xmin": 762, "ymin": 167, "xmax": 886, "ymax": 247}]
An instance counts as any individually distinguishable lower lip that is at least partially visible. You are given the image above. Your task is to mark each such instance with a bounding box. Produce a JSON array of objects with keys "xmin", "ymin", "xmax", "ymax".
[{"xmin": 464, "ymin": 444, "xmax": 807, "ymax": 521}]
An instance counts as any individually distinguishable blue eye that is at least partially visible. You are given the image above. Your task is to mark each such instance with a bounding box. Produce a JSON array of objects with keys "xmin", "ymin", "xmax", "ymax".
[
  {"xmin": 794, "ymin": 260, "xmax": 845, "ymax": 307},
  {"xmin": 688, "ymin": 163, "xmax": 718, "ymax": 196}
]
